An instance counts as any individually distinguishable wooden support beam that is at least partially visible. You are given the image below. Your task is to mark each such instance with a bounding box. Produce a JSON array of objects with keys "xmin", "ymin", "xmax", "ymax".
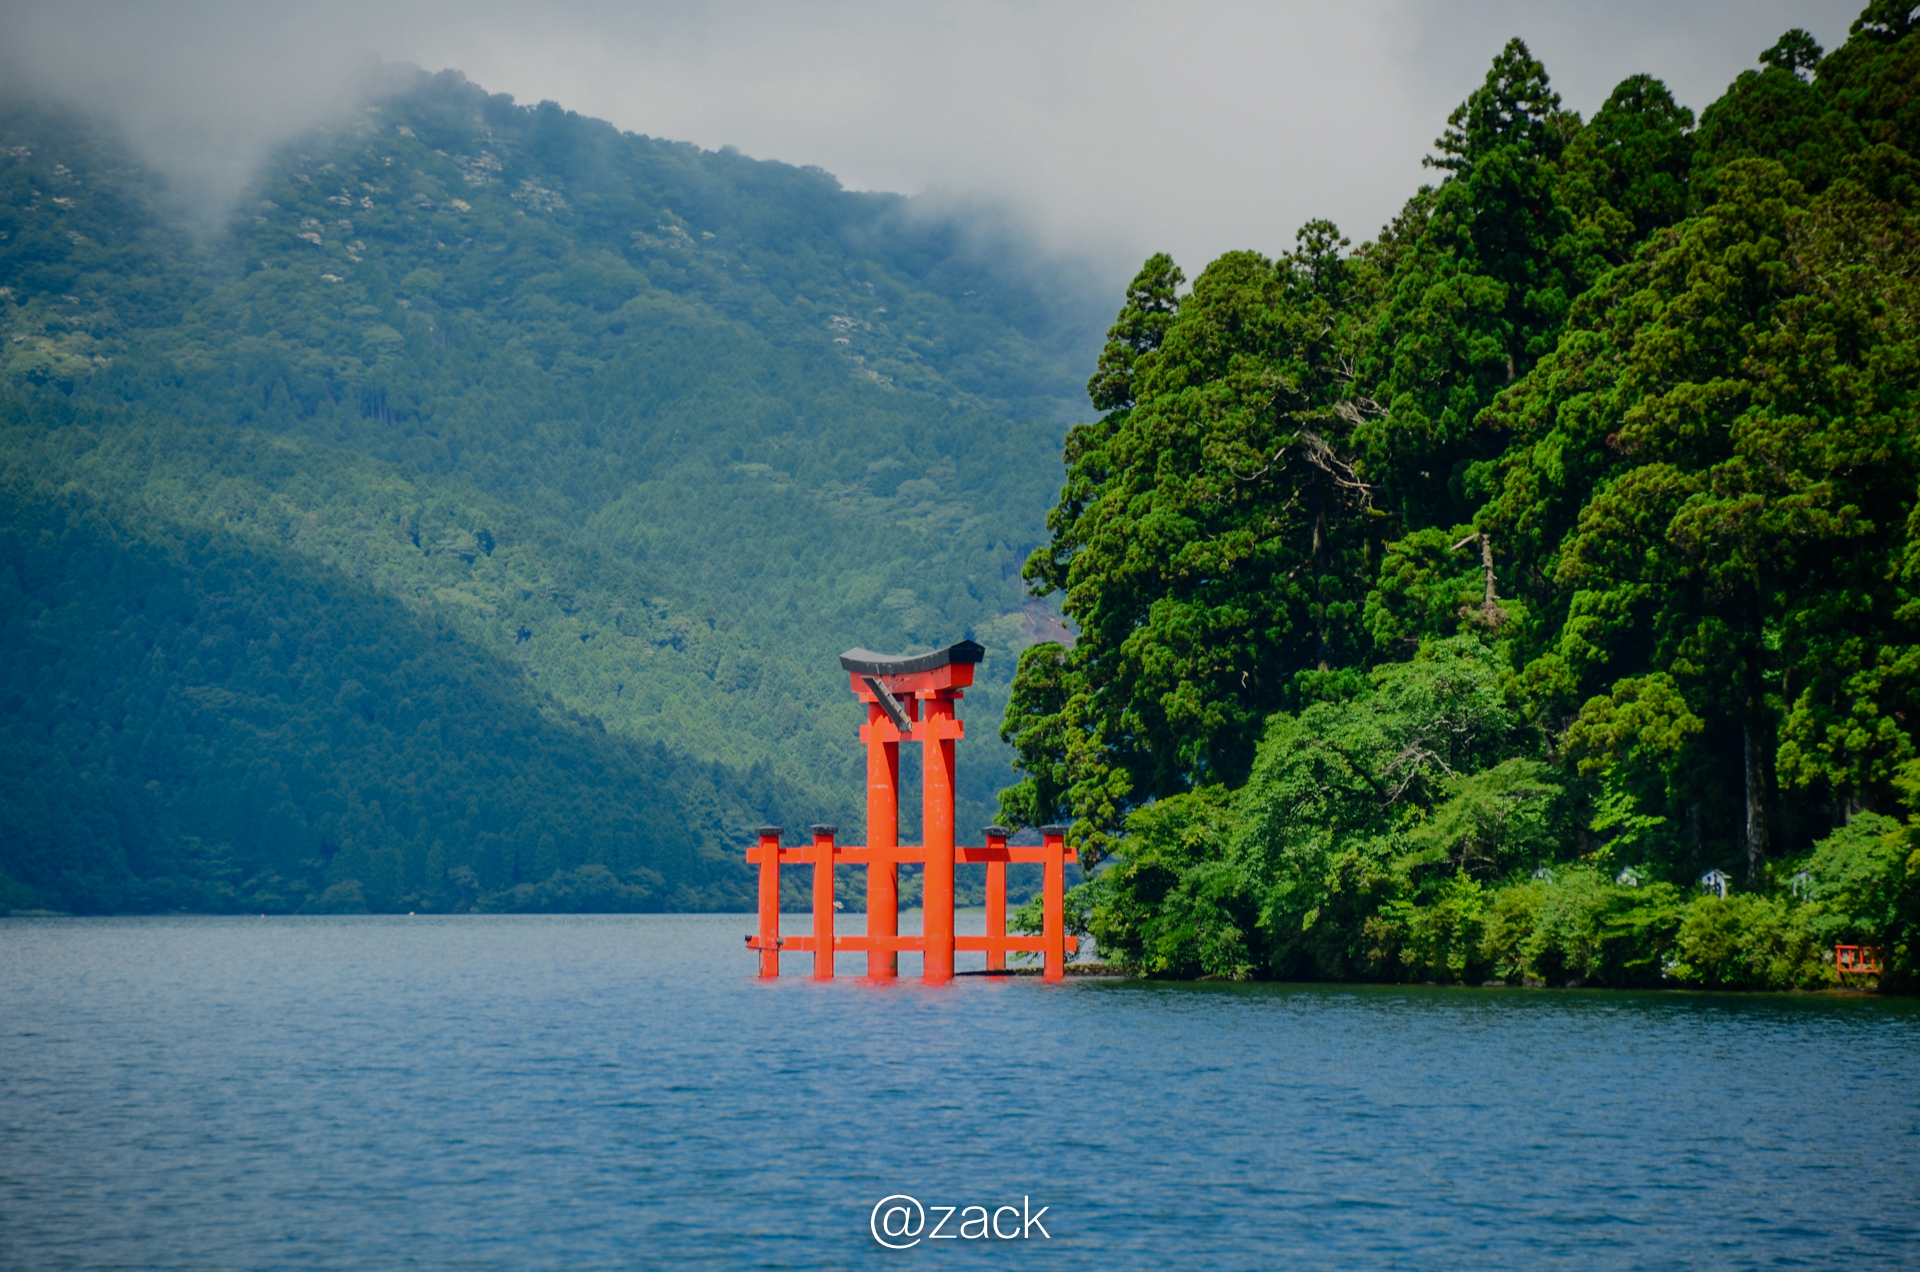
[
  {"xmin": 810, "ymin": 823, "xmax": 837, "ymax": 980},
  {"xmin": 755, "ymin": 826, "xmax": 782, "ymax": 979},
  {"xmin": 1041, "ymin": 824, "xmax": 1068, "ymax": 982}
]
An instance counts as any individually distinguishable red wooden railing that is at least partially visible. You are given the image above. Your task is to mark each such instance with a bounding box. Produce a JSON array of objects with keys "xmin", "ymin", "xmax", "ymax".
[{"xmin": 1835, "ymin": 945, "xmax": 1884, "ymax": 978}]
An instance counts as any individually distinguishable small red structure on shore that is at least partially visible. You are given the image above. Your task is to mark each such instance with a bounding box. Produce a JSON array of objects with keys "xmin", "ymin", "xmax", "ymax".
[
  {"xmin": 745, "ymin": 641, "xmax": 1078, "ymax": 982},
  {"xmin": 1835, "ymin": 945, "xmax": 1883, "ymax": 978}
]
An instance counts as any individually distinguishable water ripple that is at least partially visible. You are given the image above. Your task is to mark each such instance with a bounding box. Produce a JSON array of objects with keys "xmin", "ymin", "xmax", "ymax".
[{"xmin": 2, "ymin": 914, "xmax": 1916, "ymax": 1269}]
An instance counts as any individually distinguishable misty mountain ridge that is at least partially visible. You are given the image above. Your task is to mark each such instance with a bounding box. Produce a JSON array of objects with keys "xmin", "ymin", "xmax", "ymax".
[
  {"xmin": 3, "ymin": 63, "xmax": 1108, "ymax": 422},
  {"xmin": 0, "ymin": 66, "xmax": 1099, "ymax": 914}
]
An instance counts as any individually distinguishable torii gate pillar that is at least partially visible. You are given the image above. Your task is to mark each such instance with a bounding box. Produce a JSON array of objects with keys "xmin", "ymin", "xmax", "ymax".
[{"xmin": 862, "ymin": 680, "xmax": 911, "ymax": 979}]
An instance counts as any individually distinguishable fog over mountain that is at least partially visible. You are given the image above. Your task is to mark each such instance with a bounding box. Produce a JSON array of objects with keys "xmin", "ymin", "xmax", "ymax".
[{"xmin": 2, "ymin": 0, "xmax": 1862, "ymax": 286}]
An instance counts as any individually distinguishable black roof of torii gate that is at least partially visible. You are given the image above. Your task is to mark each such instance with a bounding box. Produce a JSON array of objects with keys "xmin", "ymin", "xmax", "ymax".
[{"xmin": 838, "ymin": 640, "xmax": 985, "ymax": 677}]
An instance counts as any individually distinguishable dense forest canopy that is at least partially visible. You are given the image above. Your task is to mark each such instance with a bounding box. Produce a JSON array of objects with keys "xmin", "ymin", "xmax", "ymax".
[
  {"xmin": 1003, "ymin": 1, "xmax": 1920, "ymax": 989},
  {"xmin": 0, "ymin": 67, "xmax": 1098, "ymax": 915}
]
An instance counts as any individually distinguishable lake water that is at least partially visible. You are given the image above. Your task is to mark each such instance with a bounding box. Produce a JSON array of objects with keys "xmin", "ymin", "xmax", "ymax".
[{"xmin": 3, "ymin": 914, "xmax": 1917, "ymax": 1269}]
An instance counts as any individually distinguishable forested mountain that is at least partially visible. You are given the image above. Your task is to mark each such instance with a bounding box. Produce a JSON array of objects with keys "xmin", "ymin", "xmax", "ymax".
[
  {"xmin": 0, "ymin": 67, "xmax": 1096, "ymax": 914},
  {"xmin": 1007, "ymin": 2, "xmax": 1920, "ymax": 989}
]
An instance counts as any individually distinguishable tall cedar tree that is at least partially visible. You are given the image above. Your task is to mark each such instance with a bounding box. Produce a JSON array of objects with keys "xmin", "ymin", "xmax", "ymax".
[{"xmin": 1004, "ymin": 230, "xmax": 1374, "ymax": 860}]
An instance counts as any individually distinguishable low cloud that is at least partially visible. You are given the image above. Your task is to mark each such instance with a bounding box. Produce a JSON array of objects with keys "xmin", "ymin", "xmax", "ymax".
[
  {"xmin": 2, "ymin": 0, "xmax": 1866, "ymax": 280},
  {"xmin": 2, "ymin": 1, "xmax": 383, "ymax": 223}
]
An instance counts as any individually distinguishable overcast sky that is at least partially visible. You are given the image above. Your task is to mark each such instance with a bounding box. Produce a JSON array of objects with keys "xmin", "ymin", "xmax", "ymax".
[{"xmin": 2, "ymin": 0, "xmax": 1865, "ymax": 285}]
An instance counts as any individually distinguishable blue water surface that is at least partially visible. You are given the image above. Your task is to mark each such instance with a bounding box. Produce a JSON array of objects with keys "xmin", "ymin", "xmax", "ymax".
[{"xmin": 2, "ymin": 913, "xmax": 1916, "ymax": 1270}]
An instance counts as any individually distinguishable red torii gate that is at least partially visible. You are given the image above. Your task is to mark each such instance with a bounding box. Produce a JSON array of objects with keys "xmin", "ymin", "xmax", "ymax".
[{"xmin": 745, "ymin": 640, "xmax": 1077, "ymax": 982}]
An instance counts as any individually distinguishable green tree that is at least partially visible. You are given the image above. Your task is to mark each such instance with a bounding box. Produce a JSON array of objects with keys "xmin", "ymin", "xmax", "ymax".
[
  {"xmin": 1352, "ymin": 39, "xmax": 1584, "ymax": 527},
  {"xmin": 1556, "ymin": 74, "xmax": 1696, "ymax": 250},
  {"xmin": 1079, "ymin": 636, "xmax": 1542, "ymax": 982},
  {"xmin": 1691, "ymin": 29, "xmax": 1862, "ymax": 201},
  {"xmin": 1819, "ymin": 2, "xmax": 1920, "ymax": 158},
  {"xmin": 1005, "ymin": 225, "xmax": 1375, "ymax": 858}
]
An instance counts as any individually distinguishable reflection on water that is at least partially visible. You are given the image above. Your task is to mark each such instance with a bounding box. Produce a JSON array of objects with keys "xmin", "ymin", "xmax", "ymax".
[{"xmin": 3, "ymin": 914, "xmax": 1916, "ymax": 1269}]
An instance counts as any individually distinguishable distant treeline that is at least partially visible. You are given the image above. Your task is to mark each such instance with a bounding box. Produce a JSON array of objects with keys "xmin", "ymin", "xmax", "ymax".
[{"xmin": 1006, "ymin": 4, "xmax": 1920, "ymax": 990}]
